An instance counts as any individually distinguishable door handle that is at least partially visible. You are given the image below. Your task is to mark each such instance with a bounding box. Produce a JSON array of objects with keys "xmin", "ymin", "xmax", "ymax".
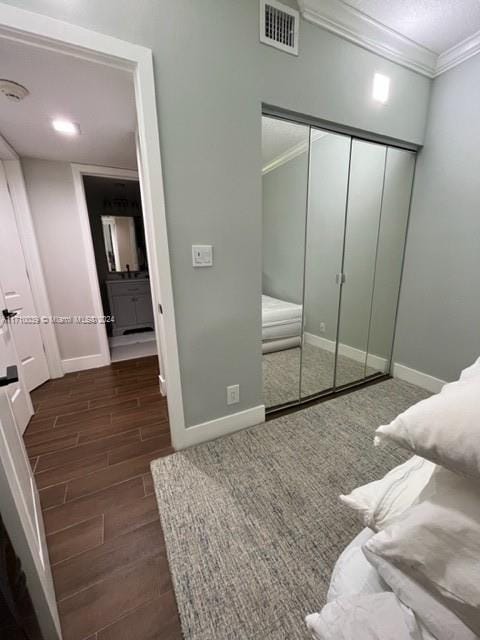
[
  {"xmin": 0, "ymin": 365, "xmax": 18, "ymax": 387},
  {"xmin": 2, "ymin": 309, "xmax": 17, "ymax": 320}
]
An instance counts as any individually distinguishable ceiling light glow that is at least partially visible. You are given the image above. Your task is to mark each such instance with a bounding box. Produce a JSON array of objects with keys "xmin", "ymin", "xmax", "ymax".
[
  {"xmin": 372, "ymin": 73, "xmax": 390, "ymax": 104},
  {"xmin": 52, "ymin": 119, "xmax": 80, "ymax": 135}
]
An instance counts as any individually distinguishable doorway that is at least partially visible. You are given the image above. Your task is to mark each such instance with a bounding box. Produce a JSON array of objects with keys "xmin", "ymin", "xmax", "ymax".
[{"xmin": 82, "ymin": 173, "xmax": 157, "ymax": 363}]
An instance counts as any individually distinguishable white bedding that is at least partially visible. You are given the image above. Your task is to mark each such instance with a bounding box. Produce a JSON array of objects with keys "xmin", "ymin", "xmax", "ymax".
[
  {"xmin": 306, "ymin": 593, "xmax": 437, "ymax": 640},
  {"xmin": 262, "ymin": 295, "xmax": 302, "ymax": 347}
]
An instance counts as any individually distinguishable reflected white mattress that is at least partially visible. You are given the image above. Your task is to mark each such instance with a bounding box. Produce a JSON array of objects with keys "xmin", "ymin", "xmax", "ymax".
[{"xmin": 262, "ymin": 295, "xmax": 302, "ymax": 341}]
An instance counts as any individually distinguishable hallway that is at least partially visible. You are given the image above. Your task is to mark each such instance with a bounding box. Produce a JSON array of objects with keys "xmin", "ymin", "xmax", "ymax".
[{"xmin": 23, "ymin": 356, "xmax": 182, "ymax": 640}]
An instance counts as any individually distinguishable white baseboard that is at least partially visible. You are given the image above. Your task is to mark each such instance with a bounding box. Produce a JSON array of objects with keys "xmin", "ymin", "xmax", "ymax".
[
  {"xmin": 303, "ymin": 332, "xmax": 388, "ymax": 371},
  {"xmin": 61, "ymin": 353, "xmax": 109, "ymax": 374},
  {"xmin": 173, "ymin": 404, "xmax": 266, "ymax": 449},
  {"xmin": 392, "ymin": 363, "xmax": 445, "ymax": 394},
  {"xmin": 304, "ymin": 332, "xmax": 446, "ymax": 394}
]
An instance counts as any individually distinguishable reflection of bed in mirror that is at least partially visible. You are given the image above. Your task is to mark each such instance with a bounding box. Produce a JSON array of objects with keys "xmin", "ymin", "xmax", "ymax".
[{"xmin": 262, "ymin": 294, "xmax": 302, "ymax": 354}]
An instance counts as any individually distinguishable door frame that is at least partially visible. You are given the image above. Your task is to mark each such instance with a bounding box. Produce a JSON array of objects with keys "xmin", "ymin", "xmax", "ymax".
[
  {"xmin": 71, "ymin": 164, "xmax": 141, "ymax": 370},
  {"xmin": 0, "ymin": 3, "xmax": 186, "ymax": 446}
]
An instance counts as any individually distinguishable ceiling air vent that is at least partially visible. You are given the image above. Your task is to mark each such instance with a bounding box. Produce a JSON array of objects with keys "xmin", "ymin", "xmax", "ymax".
[{"xmin": 260, "ymin": 0, "xmax": 299, "ymax": 56}]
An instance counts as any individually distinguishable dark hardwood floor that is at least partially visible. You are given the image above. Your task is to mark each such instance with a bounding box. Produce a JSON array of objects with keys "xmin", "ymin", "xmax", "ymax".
[{"xmin": 23, "ymin": 355, "xmax": 183, "ymax": 640}]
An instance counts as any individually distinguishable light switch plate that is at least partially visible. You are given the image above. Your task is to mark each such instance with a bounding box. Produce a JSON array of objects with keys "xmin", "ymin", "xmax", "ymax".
[{"xmin": 192, "ymin": 245, "xmax": 213, "ymax": 267}]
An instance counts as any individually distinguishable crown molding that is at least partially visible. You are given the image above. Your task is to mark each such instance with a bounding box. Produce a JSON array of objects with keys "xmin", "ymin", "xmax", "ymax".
[
  {"xmin": 297, "ymin": 0, "xmax": 480, "ymax": 78},
  {"xmin": 435, "ymin": 29, "xmax": 480, "ymax": 76},
  {"xmin": 297, "ymin": 0, "xmax": 437, "ymax": 77},
  {"xmin": 262, "ymin": 130, "xmax": 325, "ymax": 175}
]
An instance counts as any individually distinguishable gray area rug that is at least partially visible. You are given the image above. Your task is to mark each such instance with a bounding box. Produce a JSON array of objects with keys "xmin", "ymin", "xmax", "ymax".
[
  {"xmin": 152, "ymin": 380, "xmax": 429, "ymax": 640},
  {"xmin": 262, "ymin": 344, "xmax": 377, "ymax": 407}
]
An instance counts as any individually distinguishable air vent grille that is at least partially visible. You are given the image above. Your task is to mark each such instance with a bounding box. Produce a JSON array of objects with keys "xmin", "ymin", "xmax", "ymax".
[{"xmin": 260, "ymin": 0, "xmax": 299, "ymax": 55}]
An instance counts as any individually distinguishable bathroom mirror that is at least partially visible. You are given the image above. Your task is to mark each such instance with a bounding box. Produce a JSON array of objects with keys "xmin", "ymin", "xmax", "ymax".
[{"xmin": 102, "ymin": 215, "xmax": 139, "ymax": 272}]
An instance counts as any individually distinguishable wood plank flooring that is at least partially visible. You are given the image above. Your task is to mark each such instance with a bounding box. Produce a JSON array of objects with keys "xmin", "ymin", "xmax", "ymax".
[{"xmin": 23, "ymin": 355, "xmax": 183, "ymax": 640}]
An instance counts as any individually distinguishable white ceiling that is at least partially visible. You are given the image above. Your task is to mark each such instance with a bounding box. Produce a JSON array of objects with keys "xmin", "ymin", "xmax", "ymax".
[
  {"xmin": 341, "ymin": 0, "xmax": 480, "ymax": 54},
  {"xmin": 262, "ymin": 116, "xmax": 309, "ymax": 166},
  {"xmin": 0, "ymin": 37, "xmax": 137, "ymax": 168}
]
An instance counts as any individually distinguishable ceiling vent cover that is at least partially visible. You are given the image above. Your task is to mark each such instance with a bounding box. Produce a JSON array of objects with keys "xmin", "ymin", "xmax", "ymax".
[{"xmin": 260, "ymin": 0, "xmax": 299, "ymax": 56}]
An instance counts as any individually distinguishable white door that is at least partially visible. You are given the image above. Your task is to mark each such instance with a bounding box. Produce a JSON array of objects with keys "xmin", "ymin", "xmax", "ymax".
[
  {"xmin": 0, "ymin": 282, "xmax": 33, "ymax": 433},
  {"xmin": 0, "ymin": 291, "xmax": 60, "ymax": 638},
  {"xmin": 0, "ymin": 161, "xmax": 49, "ymax": 392}
]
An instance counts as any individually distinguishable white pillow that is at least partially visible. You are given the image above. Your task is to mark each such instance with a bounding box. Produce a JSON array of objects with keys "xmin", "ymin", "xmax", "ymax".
[
  {"xmin": 460, "ymin": 356, "xmax": 480, "ymax": 381},
  {"xmin": 363, "ymin": 546, "xmax": 476, "ymax": 640},
  {"xmin": 340, "ymin": 456, "xmax": 435, "ymax": 531},
  {"xmin": 363, "ymin": 466, "xmax": 480, "ymax": 636},
  {"xmin": 375, "ymin": 376, "xmax": 480, "ymax": 480}
]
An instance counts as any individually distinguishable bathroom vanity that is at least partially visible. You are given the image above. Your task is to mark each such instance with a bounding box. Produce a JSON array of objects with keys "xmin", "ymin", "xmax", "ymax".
[{"xmin": 106, "ymin": 278, "xmax": 154, "ymax": 336}]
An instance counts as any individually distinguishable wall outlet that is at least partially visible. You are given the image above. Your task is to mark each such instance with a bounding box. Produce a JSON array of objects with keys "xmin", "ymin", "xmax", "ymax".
[
  {"xmin": 226, "ymin": 384, "xmax": 240, "ymax": 405},
  {"xmin": 319, "ymin": 322, "xmax": 326, "ymax": 333}
]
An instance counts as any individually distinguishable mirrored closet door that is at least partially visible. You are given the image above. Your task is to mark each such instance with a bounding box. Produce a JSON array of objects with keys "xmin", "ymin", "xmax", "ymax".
[
  {"xmin": 261, "ymin": 116, "xmax": 309, "ymax": 408},
  {"xmin": 261, "ymin": 114, "xmax": 415, "ymax": 411}
]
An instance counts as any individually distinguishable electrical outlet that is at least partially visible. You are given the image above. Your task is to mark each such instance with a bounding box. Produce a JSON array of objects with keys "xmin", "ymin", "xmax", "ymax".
[
  {"xmin": 227, "ymin": 384, "xmax": 240, "ymax": 405},
  {"xmin": 319, "ymin": 322, "xmax": 326, "ymax": 333}
]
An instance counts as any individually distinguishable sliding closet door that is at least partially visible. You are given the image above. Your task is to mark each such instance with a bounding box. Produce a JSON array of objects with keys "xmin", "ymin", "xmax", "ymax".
[
  {"xmin": 261, "ymin": 116, "xmax": 309, "ymax": 408},
  {"xmin": 300, "ymin": 129, "xmax": 351, "ymax": 398},
  {"xmin": 366, "ymin": 147, "xmax": 415, "ymax": 374},
  {"xmin": 335, "ymin": 140, "xmax": 386, "ymax": 388}
]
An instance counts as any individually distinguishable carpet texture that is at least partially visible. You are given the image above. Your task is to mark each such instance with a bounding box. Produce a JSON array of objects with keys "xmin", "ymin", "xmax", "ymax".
[
  {"xmin": 152, "ymin": 379, "xmax": 429, "ymax": 640},
  {"xmin": 262, "ymin": 343, "xmax": 377, "ymax": 408}
]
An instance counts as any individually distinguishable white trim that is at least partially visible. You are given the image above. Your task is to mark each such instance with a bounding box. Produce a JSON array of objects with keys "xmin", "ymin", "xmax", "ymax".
[
  {"xmin": 298, "ymin": 0, "xmax": 480, "ymax": 78},
  {"xmin": 71, "ymin": 164, "xmax": 122, "ymax": 370},
  {"xmin": 176, "ymin": 405, "xmax": 266, "ymax": 449},
  {"xmin": 0, "ymin": 3, "xmax": 185, "ymax": 449},
  {"xmin": 262, "ymin": 130, "xmax": 326, "ymax": 175},
  {"xmin": 298, "ymin": 0, "xmax": 437, "ymax": 77},
  {"xmin": 61, "ymin": 353, "xmax": 109, "ymax": 374},
  {"xmin": 392, "ymin": 363, "xmax": 445, "ymax": 394},
  {"xmin": 304, "ymin": 332, "xmax": 388, "ymax": 371},
  {"xmin": 3, "ymin": 160, "xmax": 63, "ymax": 378},
  {"xmin": 435, "ymin": 30, "xmax": 480, "ymax": 76},
  {"xmin": 304, "ymin": 332, "xmax": 446, "ymax": 393}
]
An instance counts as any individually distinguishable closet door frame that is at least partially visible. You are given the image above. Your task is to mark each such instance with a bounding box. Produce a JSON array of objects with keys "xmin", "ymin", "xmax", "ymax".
[{"xmin": 262, "ymin": 106, "xmax": 417, "ymax": 417}]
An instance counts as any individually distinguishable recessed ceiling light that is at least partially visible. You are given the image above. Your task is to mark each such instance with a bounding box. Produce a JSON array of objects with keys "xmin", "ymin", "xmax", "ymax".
[
  {"xmin": 52, "ymin": 119, "xmax": 80, "ymax": 135},
  {"xmin": 372, "ymin": 73, "xmax": 390, "ymax": 104}
]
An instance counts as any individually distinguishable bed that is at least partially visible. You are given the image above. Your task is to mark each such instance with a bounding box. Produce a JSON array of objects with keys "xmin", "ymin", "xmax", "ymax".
[{"xmin": 262, "ymin": 294, "xmax": 303, "ymax": 353}]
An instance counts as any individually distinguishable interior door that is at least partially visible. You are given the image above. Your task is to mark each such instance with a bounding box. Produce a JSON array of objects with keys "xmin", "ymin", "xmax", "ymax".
[
  {"xmin": 0, "ymin": 283, "xmax": 33, "ymax": 433},
  {"xmin": 0, "ymin": 287, "xmax": 60, "ymax": 638},
  {"xmin": 0, "ymin": 162, "xmax": 49, "ymax": 392}
]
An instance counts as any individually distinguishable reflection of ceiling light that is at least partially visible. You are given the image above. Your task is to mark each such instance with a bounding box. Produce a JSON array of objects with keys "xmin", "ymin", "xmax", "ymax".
[
  {"xmin": 372, "ymin": 73, "xmax": 390, "ymax": 104},
  {"xmin": 0, "ymin": 79, "xmax": 29, "ymax": 102},
  {"xmin": 52, "ymin": 119, "xmax": 80, "ymax": 135}
]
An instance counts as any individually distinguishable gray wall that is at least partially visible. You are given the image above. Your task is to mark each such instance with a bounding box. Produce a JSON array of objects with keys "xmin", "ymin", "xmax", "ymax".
[
  {"xmin": 262, "ymin": 152, "xmax": 308, "ymax": 305},
  {"xmin": 6, "ymin": 0, "xmax": 431, "ymax": 426},
  {"xmin": 395, "ymin": 53, "xmax": 480, "ymax": 381}
]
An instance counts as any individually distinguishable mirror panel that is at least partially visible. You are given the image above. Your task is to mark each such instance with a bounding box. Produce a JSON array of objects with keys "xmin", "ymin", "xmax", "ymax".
[
  {"xmin": 261, "ymin": 115, "xmax": 309, "ymax": 408},
  {"xmin": 366, "ymin": 147, "xmax": 415, "ymax": 373},
  {"xmin": 300, "ymin": 129, "xmax": 351, "ymax": 398},
  {"xmin": 102, "ymin": 215, "xmax": 139, "ymax": 273},
  {"xmin": 335, "ymin": 139, "xmax": 386, "ymax": 388}
]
